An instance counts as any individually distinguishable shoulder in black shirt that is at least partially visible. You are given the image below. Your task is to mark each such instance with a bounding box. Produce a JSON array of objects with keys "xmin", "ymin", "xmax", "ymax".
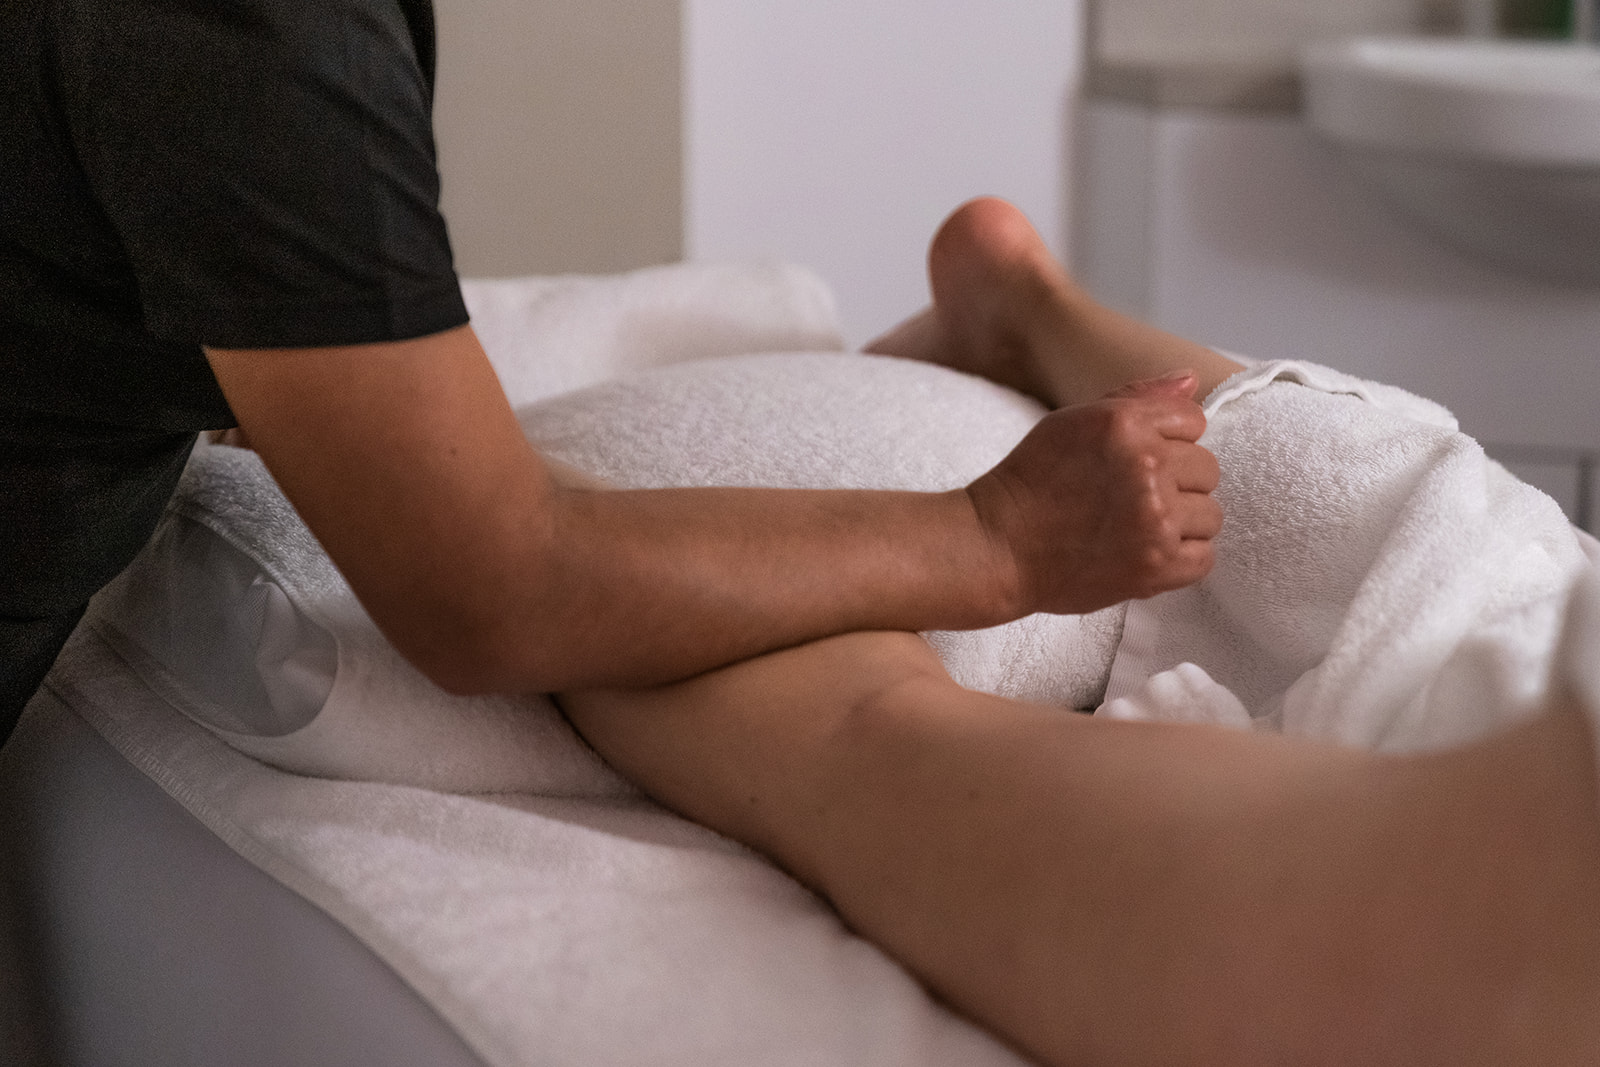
[{"xmin": 0, "ymin": 0, "xmax": 470, "ymax": 738}]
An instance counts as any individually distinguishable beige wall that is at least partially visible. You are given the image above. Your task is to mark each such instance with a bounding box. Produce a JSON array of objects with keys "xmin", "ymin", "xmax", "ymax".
[
  {"xmin": 1093, "ymin": 0, "xmax": 1447, "ymax": 64},
  {"xmin": 431, "ymin": 0, "xmax": 682, "ymax": 278}
]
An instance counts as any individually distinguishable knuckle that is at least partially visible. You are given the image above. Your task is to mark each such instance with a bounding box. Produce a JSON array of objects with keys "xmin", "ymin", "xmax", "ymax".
[
  {"xmin": 1133, "ymin": 489, "xmax": 1170, "ymax": 529},
  {"xmin": 1109, "ymin": 444, "xmax": 1161, "ymax": 485},
  {"xmin": 1094, "ymin": 404, "xmax": 1132, "ymax": 447},
  {"xmin": 1139, "ymin": 543, "xmax": 1171, "ymax": 575},
  {"xmin": 1104, "ymin": 405, "xmax": 1143, "ymax": 443}
]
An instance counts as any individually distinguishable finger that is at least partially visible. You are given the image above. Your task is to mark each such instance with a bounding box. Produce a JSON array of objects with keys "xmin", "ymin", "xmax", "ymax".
[
  {"xmin": 1094, "ymin": 393, "xmax": 1206, "ymax": 444},
  {"xmin": 1147, "ymin": 398, "xmax": 1207, "ymax": 443},
  {"xmin": 1129, "ymin": 536, "xmax": 1214, "ymax": 599},
  {"xmin": 1170, "ymin": 537, "xmax": 1217, "ymax": 586},
  {"xmin": 1164, "ymin": 442, "xmax": 1221, "ymax": 493},
  {"xmin": 1174, "ymin": 492, "xmax": 1224, "ymax": 541},
  {"xmin": 1103, "ymin": 370, "xmax": 1198, "ymax": 401},
  {"xmin": 1151, "ymin": 536, "xmax": 1217, "ymax": 594}
]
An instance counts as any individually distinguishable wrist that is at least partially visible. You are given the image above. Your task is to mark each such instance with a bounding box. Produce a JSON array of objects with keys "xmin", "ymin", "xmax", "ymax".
[{"xmin": 947, "ymin": 486, "xmax": 1027, "ymax": 626}]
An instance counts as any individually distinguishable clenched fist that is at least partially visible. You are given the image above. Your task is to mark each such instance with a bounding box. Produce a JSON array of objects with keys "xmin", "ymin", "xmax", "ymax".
[{"xmin": 966, "ymin": 372, "xmax": 1222, "ymax": 616}]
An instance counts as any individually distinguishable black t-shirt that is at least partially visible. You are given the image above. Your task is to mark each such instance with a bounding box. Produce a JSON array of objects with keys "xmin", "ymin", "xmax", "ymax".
[{"xmin": 0, "ymin": 0, "xmax": 470, "ymax": 737}]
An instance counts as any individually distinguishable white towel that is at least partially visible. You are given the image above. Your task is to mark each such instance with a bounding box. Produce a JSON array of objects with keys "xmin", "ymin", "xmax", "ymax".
[
  {"xmin": 67, "ymin": 259, "xmax": 1592, "ymax": 1067},
  {"xmin": 1101, "ymin": 360, "xmax": 1593, "ymax": 753},
  {"xmin": 464, "ymin": 261, "xmax": 845, "ymax": 408},
  {"xmin": 53, "ymin": 261, "xmax": 1136, "ymax": 1067},
  {"xmin": 1553, "ymin": 566, "xmax": 1600, "ymax": 786}
]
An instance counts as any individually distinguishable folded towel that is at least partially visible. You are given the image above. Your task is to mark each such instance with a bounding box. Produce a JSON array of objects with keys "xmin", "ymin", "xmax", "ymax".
[{"xmin": 1101, "ymin": 360, "xmax": 1592, "ymax": 753}]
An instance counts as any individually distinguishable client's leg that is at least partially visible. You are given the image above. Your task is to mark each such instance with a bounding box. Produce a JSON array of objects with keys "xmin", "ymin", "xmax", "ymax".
[
  {"xmin": 562, "ymin": 637, "xmax": 1600, "ymax": 1066},
  {"xmin": 561, "ymin": 197, "xmax": 1598, "ymax": 1063},
  {"xmin": 867, "ymin": 197, "xmax": 1245, "ymax": 406}
]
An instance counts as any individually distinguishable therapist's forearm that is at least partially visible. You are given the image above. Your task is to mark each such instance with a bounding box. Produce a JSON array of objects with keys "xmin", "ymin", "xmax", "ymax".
[
  {"xmin": 353, "ymin": 405, "xmax": 1213, "ymax": 697},
  {"xmin": 204, "ymin": 331, "xmax": 1003, "ymax": 692},
  {"xmin": 414, "ymin": 477, "xmax": 1014, "ymax": 695}
]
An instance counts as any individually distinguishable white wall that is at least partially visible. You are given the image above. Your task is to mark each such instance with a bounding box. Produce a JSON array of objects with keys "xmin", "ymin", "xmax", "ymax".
[
  {"xmin": 432, "ymin": 0, "xmax": 682, "ymax": 277},
  {"xmin": 684, "ymin": 0, "xmax": 1086, "ymax": 345}
]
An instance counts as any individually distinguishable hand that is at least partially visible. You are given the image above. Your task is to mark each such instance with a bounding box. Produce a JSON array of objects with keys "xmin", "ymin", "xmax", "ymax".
[{"xmin": 966, "ymin": 371, "xmax": 1222, "ymax": 615}]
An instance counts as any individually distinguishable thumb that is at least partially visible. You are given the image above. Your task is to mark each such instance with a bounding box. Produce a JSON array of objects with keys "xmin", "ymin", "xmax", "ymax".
[{"xmin": 1103, "ymin": 370, "xmax": 1199, "ymax": 401}]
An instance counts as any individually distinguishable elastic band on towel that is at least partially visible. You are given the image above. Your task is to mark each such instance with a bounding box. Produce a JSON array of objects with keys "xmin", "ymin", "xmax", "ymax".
[{"xmin": 1198, "ymin": 359, "xmax": 1458, "ymax": 431}]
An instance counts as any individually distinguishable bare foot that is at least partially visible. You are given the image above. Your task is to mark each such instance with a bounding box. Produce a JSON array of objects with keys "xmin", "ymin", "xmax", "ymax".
[
  {"xmin": 867, "ymin": 197, "xmax": 1246, "ymax": 407},
  {"xmin": 865, "ymin": 197, "xmax": 1075, "ymax": 406}
]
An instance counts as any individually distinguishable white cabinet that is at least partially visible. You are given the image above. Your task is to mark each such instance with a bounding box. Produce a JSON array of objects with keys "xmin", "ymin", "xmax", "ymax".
[{"xmin": 1074, "ymin": 94, "xmax": 1600, "ymax": 526}]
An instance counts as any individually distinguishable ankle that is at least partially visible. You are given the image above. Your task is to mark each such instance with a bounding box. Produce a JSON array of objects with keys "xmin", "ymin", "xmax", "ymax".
[{"xmin": 1015, "ymin": 276, "xmax": 1098, "ymax": 408}]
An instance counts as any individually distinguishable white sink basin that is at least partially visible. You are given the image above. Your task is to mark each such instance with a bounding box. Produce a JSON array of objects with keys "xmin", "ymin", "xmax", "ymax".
[{"xmin": 1301, "ymin": 38, "xmax": 1600, "ymax": 283}]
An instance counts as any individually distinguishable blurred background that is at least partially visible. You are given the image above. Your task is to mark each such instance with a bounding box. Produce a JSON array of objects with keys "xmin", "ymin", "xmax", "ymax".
[
  {"xmin": 432, "ymin": 0, "xmax": 1599, "ymax": 521},
  {"xmin": 432, "ymin": 0, "xmax": 1081, "ymax": 344},
  {"xmin": 432, "ymin": 0, "xmax": 1585, "ymax": 333}
]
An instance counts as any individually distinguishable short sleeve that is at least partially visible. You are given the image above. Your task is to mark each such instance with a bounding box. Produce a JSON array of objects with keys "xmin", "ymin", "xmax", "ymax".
[{"xmin": 52, "ymin": 0, "xmax": 469, "ymax": 348}]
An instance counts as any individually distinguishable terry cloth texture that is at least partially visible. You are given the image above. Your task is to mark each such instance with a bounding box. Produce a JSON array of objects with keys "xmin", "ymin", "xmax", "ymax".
[{"xmin": 1101, "ymin": 360, "xmax": 1594, "ymax": 755}]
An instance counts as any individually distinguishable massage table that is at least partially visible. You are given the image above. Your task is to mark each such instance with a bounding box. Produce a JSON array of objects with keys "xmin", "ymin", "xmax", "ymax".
[{"xmin": 4, "ymin": 260, "xmax": 1593, "ymax": 1067}]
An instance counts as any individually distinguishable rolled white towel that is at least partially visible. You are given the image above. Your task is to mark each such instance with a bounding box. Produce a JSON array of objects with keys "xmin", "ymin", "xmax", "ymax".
[{"xmin": 1096, "ymin": 662, "xmax": 1252, "ymax": 729}]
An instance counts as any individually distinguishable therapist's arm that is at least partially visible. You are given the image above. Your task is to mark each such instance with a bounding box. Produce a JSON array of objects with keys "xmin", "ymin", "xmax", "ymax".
[{"xmin": 205, "ymin": 324, "xmax": 1219, "ymax": 695}]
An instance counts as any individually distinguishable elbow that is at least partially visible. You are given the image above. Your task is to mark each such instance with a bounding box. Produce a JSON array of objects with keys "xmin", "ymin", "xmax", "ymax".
[
  {"xmin": 364, "ymin": 546, "xmax": 581, "ymax": 696},
  {"xmin": 390, "ymin": 611, "xmax": 588, "ymax": 699},
  {"xmin": 412, "ymin": 646, "xmax": 507, "ymax": 699},
  {"xmin": 384, "ymin": 626, "xmax": 491, "ymax": 697}
]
